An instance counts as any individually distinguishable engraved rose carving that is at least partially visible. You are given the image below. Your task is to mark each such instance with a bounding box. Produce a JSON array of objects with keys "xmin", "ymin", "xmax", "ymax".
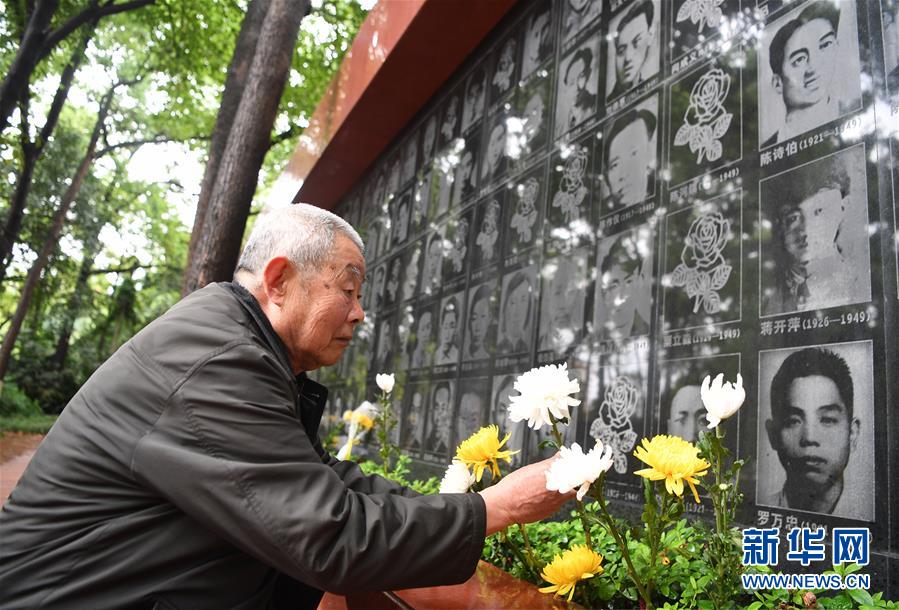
[
  {"xmin": 670, "ymin": 212, "xmax": 732, "ymax": 314},
  {"xmin": 674, "ymin": 67, "xmax": 732, "ymax": 164},
  {"xmin": 677, "ymin": 0, "xmax": 725, "ymax": 33},
  {"xmin": 590, "ymin": 375, "xmax": 640, "ymax": 473}
]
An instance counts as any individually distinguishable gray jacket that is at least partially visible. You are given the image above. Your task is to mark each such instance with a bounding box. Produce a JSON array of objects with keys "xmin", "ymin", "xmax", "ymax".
[{"xmin": 0, "ymin": 283, "xmax": 486, "ymax": 609}]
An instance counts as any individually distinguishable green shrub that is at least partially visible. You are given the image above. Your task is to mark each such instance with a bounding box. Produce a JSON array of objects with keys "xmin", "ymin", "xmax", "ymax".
[{"xmin": 0, "ymin": 382, "xmax": 43, "ymax": 417}]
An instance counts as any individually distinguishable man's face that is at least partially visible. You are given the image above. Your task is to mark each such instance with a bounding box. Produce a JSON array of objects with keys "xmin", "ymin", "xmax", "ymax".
[
  {"xmin": 615, "ymin": 14, "xmax": 652, "ymax": 86},
  {"xmin": 458, "ymin": 393, "xmax": 482, "ymax": 435},
  {"xmin": 775, "ymin": 18, "xmax": 838, "ymax": 110},
  {"xmin": 767, "ymin": 375, "xmax": 858, "ymax": 491},
  {"xmin": 279, "ymin": 235, "xmax": 365, "ymax": 371},
  {"xmin": 416, "ymin": 312, "xmax": 432, "ymax": 345},
  {"xmin": 433, "ymin": 387, "xmax": 452, "ymax": 426},
  {"xmin": 548, "ymin": 265, "xmax": 576, "ymax": 327},
  {"xmin": 601, "ymin": 262, "xmax": 643, "ymax": 334},
  {"xmin": 440, "ymin": 309, "xmax": 457, "ymax": 348},
  {"xmin": 777, "ymin": 186, "xmax": 844, "ymax": 265},
  {"xmin": 469, "ymin": 296, "xmax": 490, "ymax": 344},
  {"xmin": 607, "ymin": 120, "xmax": 652, "ymax": 206},
  {"xmin": 667, "ymin": 385, "xmax": 706, "ymax": 443}
]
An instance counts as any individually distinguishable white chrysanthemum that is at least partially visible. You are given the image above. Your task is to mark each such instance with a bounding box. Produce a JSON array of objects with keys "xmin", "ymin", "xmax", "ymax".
[
  {"xmin": 508, "ymin": 364, "xmax": 581, "ymax": 429},
  {"xmin": 376, "ymin": 373, "xmax": 395, "ymax": 394},
  {"xmin": 439, "ymin": 460, "xmax": 475, "ymax": 494},
  {"xmin": 545, "ymin": 442, "xmax": 614, "ymax": 501},
  {"xmin": 700, "ymin": 373, "xmax": 745, "ymax": 429}
]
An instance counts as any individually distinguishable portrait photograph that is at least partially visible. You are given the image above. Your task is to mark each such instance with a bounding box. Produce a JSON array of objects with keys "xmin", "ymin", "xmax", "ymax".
[
  {"xmin": 420, "ymin": 112, "xmax": 438, "ymax": 169},
  {"xmin": 521, "ymin": 0, "xmax": 555, "ymax": 81},
  {"xmin": 560, "ymin": 0, "xmax": 602, "ymax": 49},
  {"xmin": 491, "ymin": 374, "xmax": 527, "ymax": 467},
  {"xmin": 438, "ymin": 90, "xmax": 462, "ymax": 151},
  {"xmin": 496, "ymin": 264, "xmax": 539, "ymax": 355},
  {"xmin": 442, "ymin": 209, "xmax": 474, "ymax": 282},
  {"xmin": 463, "ymin": 280, "xmax": 498, "ymax": 362},
  {"xmin": 490, "ymin": 30, "xmax": 520, "ymax": 105},
  {"xmin": 554, "ymin": 33, "xmax": 601, "ymax": 139},
  {"xmin": 662, "ymin": 191, "xmax": 742, "ymax": 331},
  {"xmin": 432, "ymin": 159, "xmax": 455, "ymax": 220},
  {"xmin": 605, "ymin": 0, "xmax": 661, "ymax": 101},
  {"xmin": 412, "ymin": 170, "xmax": 433, "ymax": 232},
  {"xmin": 370, "ymin": 263, "xmax": 387, "ymax": 314},
  {"xmin": 409, "ymin": 302, "xmax": 438, "ymax": 370},
  {"xmin": 462, "ymin": 64, "xmax": 488, "ymax": 133},
  {"xmin": 472, "ymin": 191, "xmax": 505, "ymax": 270},
  {"xmin": 505, "ymin": 162, "xmax": 546, "ymax": 256},
  {"xmin": 400, "ymin": 239, "xmax": 423, "ymax": 303},
  {"xmin": 759, "ymin": 144, "xmax": 872, "ymax": 317},
  {"xmin": 382, "ymin": 254, "xmax": 403, "ymax": 309},
  {"xmin": 390, "ymin": 189, "xmax": 412, "ymax": 247},
  {"xmin": 423, "ymin": 380, "xmax": 455, "ymax": 458},
  {"xmin": 667, "ymin": 57, "xmax": 742, "ymax": 186},
  {"xmin": 537, "ymin": 248, "xmax": 590, "ymax": 357},
  {"xmin": 481, "ymin": 110, "xmax": 511, "ymax": 185},
  {"xmin": 885, "ymin": 0, "xmax": 899, "ymax": 93},
  {"xmin": 454, "ymin": 376, "xmax": 490, "ymax": 448},
  {"xmin": 373, "ymin": 315, "xmax": 396, "ymax": 372},
  {"xmin": 656, "ymin": 353, "xmax": 741, "ymax": 445},
  {"xmin": 669, "ymin": 0, "xmax": 740, "ymax": 65},
  {"xmin": 400, "ymin": 130, "xmax": 419, "ymax": 186},
  {"xmin": 435, "ymin": 291, "xmax": 465, "ymax": 366},
  {"xmin": 512, "ymin": 69, "xmax": 553, "ymax": 168},
  {"xmin": 757, "ymin": 0, "xmax": 863, "ymax": 148},
  {"xmin": 594, "ymin": 224, "xmax": 653, "ymax": 341},
  {"xmin": 420, "ymin": 228, "xmax": 445, "ymax": 298},
  {"xmin": 399, "ymin": 381, "xmax": 427, "ymax": 453},
  {"xmin": 599, "ymin": 94, "xmax": 659, "ymax": 217},
  {"xmin": 396, "ymin": 307, "xmax": 416, "ymax": 371},
  {"xmin": 451, "ymin": 130, "xmax": 481, "ymax": 209},
  {"xmin": 756, "ymin": 340, "xmax": 875, "ymax": 522},
  {"xmin": 547, "ymin": 140, "xmax": 594, "ymax": 238},
  {"xmin": 386, "ymin": 155, "xmax": 402, "ymax": 201},
  {"xmin": 584, "ymin": 346, "xmax": 650, "ymax": 480}
]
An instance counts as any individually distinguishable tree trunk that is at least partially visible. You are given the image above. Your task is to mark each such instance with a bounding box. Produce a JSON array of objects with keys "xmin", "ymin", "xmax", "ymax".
[
  {"xmin": 0, "ymin": 87, "xmax": 112, "ymax": 384},
  {"xmin": 182, "ymin": 0, "xmax": 308, "ymax": 294},
  {"xmin": 183, "ymin": 0, "xmax": 270, "ymax": 295},
  {"xmin": 0, "ymin": 24, "xmax": 94, "ymax": 288}
]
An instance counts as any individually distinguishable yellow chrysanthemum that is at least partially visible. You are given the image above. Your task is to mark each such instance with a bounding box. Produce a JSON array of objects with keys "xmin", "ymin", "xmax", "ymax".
[
  {"xmin": 454, "ymin": 425, "xmax": 519, "ymax": 482},
  {"xmin": 352, "ymin": 413, "xmax": 375, "ymax": 430},
  {"xmin": 538, "ymin": 545, "xmax": 603, "ymax": 602},
  {"xmin": 633, "ymin": 435, "xmax": 710, "ymax": 503}
]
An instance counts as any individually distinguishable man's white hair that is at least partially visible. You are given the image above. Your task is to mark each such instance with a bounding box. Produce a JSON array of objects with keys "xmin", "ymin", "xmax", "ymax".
[{"xmin": 236, "ymin": 204, "xmax": 364, "ymax": 284}]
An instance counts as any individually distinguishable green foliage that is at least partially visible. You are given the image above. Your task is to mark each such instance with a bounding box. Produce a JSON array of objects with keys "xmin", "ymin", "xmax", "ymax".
[
  {"xmin": 357, "ymin": 453, "xmax": 440, "ymax": 496},
  {"xmin": 0, "ymin": 413, "xmax": 58, "ymax": 434},
  {"xmin": 0, "ymin": 381, "xmax": 42, "ymax": 417}
]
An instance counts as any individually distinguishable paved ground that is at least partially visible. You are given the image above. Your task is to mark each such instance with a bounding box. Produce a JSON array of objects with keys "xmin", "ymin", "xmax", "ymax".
[{"xmin": 0, "ymin": 433, "xmax": 44, "ymax": 503}]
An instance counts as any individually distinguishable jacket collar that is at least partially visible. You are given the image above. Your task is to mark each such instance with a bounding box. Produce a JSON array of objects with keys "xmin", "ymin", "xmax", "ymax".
[{"xmin": 224, "ymin": 282, "xmax": 329, "ymax": 432}]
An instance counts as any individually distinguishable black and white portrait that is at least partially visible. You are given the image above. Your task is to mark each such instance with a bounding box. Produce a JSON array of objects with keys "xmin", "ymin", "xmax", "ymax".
[
  {"xmin": 668, "ymin": 58, "xmax": 742, "ymax": 186},
  {"xmin": 455, "ymin": 377, "xmax": 490, "ymax": 447},
  {"xmin": 759, "ymin": 145, "xmax": 871, "ymax": 316},
  {"xmin": 670, "ymin": 0, "xmax": 739, "ymax": 65},
  {"xmin": 387, "ymin": 156, "xmax": 402, "ymax": 200},
  {"xmin": 657, "ymin": 353, "xmax": 740, "ymax": 443},
  {"xmin": 410, "ymin": 305, "xmax": 436, "ymax": 369},
  {"xmin": 421, "ymin": 230, "xmax": 444, "ymax": 297},
  {"xmin": 481, "ymin": 112, "xmax": 510, "ymax": 184},
  {"xmin": 391, "ymin": 190, "xmax": 412, "ymax": 246},
  {"xmin": 400, "ymin": 240, "xmax": 423, "ymax": 303},
  {"xmin": 606, "ymin": 0, "xmax": 661, "ymax": 101},
  {"xmin": 491, "ymin": 374, "xmax": 526, "ymax": 467},
  {"xmin": 585, "ymin": 346, "xmax": 649, "ymax": 477},
  {"xmin": 435, "ymin": 292, "xmax": 464, "ymax": 366},
  {"xmin": 473, "ymin": 195, "xmax": 503, "ymax": 269},
  {"xmin": 421, "ymin": 113, "xmax": 438, "ymax": 167},
  {"xmin": 885, "ymin": 0, "xmax": 899, "ymax": 92},
  {"xmin": 462, "ymin": 65, "xmax": 488, "ymax": 132},
  {"xmin": 560, "ymin": 0, "xmax": 601, "ymax": 48},
  {"xmin": 594, "ymin": 225, "xmax": 653, "ymax": 341},
  {"xmin": 383, "ymin": 255, "xmax": 402, "ymax": 309},
  {"xmin": 555, "ymin": 35, "xmax": 600, "ymax": 138},
  {"xmin": 756, "ymin": 341, "xmax": 875, "ymax": 522},
  {"xmin": 443, "ymin": 211, "xmax": 472, "ymax": 280},
  {"xmin": 433, "ymin": 161, "xmax": 454, "ymax": 220},
  {"xmin": 463, "ymin": 281, "xmax": 498, "ymax": 361},
  {"xmin": 370, "ymin": 264, "xmax": 387, "ymax": 313},
  {"xmin": 490, "ymin": 33, "xmax": 519, "ymax": 104},
  {"xmin": 538, "ymin": 249, "xmax": 589, "ymax": 356},
  {"xmin": 412, "ymin": 170, "xmax": 432, "ymax": 231},
  {"xmin": 600, "ymin": 95, "xmax": 658, "ymax": 216},
  {"xmin": 497, "ymin": 265, "xmax": 538, "ymax": 355},
  {"xmin": 521, "ymin": 0, "xmax": 555, "ymax": 80},
  {"xmin": 507, "ymin": 165, "xmax": 545, "ymax": 254},
  {"xmin": 662, "ymin": 192, "xmax": 742, "ymax": 330},
  {"xmin": 425, "ymin": 380, "xmax": 454, "ymax": 457},
  {"xmin": 438, "ymin": 92, "xmax": 461, "ymax": 150},
  {"xmin": 758, "ymin": 0, "xmax": 862, "ymax": 148},
  {"xmin": 401, "ymin": 131, "xmax": 419, "ymax": 185},
  {"xmin": 512, "ymin": 69, "xmax": 552, "ymax": 164},
  {"xmin": 400, "ymin": 382, "xmax": 427, "ymax": 452},
  {"xmin": 374, "ymin": 317, "xmax": 395, "ymax": 371},
  {"xmin": 549, "ymin": 142, "xmax": 592, "ymax": 227},
  {"xmin": 451, "ymin": 134, "xmax": 480, "ymax": 208},
  {"xmin": 396, "ymin": 308, "xmax": 415, "ymax": 371}
]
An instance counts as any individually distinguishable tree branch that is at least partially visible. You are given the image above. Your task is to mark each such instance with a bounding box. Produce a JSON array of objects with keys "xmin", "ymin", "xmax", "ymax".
[
  {"xmin": 40, "ymin": 0, "xmax": 156, "ymax": 60},
  {"xmin": 268, "ymin": 123, "xmax": 301, "ymax": 150}
]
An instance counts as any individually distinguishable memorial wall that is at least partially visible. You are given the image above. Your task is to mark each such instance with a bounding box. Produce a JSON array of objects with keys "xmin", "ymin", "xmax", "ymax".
[{"xmin": 313, "ymin": 0, "xmax": 899, "ymax": 583}]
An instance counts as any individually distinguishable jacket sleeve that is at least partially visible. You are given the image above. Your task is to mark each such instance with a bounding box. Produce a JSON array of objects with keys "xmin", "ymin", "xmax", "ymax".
[{"xmin": 130, "ymin": 341, "xmax": 485, "ymax": 594}]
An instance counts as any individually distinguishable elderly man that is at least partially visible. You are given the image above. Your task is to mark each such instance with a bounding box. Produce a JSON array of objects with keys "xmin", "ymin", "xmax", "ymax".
[{"xmin": 0, "ymin": 205, "xmax": 570, "ymax": 608}]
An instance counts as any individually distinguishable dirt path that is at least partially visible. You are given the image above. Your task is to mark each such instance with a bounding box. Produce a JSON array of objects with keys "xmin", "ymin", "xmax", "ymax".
[{"xmin": 0, "ymin": 432, "xmax": 44, "ymax": 503}]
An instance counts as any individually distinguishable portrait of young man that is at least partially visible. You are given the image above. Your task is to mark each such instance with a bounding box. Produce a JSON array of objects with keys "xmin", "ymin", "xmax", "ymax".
[
  {"xmin": 561, "ymin": 0, "xmax": 601, "ymax": 47},
  {"xmin": 554, "ymin": 35, "xmax": 600, "ymax": 138},
  {"xmin": 463, "ymin": 281, "xmax": 497, "ymax": 361},
  {"xmin": 409, "ymin": 305, "xmax": 436, "ymax": 370},
  {"xmin": 424, "ymin": 380, "xmax": 454, "ymax": 457},
  {"xmin": 481, "ymin": 113, "xmax": 510, "ymax": 184},
  {"xmin": 435, "ymin": 293, "xmax": 463, "ymax": 366},
  {"xmin": 538, "ymin": 250, "xmax": 589, "ymax": 356},
  {"xmin": 400, "ymin": 382, "xmax": 427, "ymax": 453},
  {"xmin": 521, "ymin": 0, "xmax": 554, "ymax": 81},
  {"xmin": 462, "ymin": 65, "xmax": 487, "ymax": 132},
  {"xmin": 606, "ymin": 0, "xmax": 660, "ymax": 101},
  {"xmin": 601, "ymin": 99, "xmax": 658, "ymax": 215},
  {"xmin": 759, "ymin": 145, "xmax": 871, "ymax": 316},
  {"xmin": 758, "ymin": 0, "xmax": 862, "ymax": 147},
  {"xmin": 594, "ymin": 227, "xmax": 652, "ymax": 341},
  {"xmin": 757, "ymin": 342, "xmax": 874, "ymax": 521}
]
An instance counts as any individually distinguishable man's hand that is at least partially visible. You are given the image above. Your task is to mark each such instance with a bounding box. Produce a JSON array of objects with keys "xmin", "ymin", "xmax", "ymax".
[{"xmin": 478, "ymin": 454, "xmax": 575, "ymax": 536}]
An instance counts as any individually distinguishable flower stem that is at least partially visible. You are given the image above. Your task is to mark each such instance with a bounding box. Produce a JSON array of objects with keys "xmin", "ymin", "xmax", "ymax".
[
  {"xmin": 516, "ymin": 523, "xmax": 539, "ymax": 571},
  {"xmin": 501, "ymin": 528, "xmax": 540, "ymax": 581},
  {"xmin": 548, "ymin": 415, "xmax": 564, "ymax": 449},
  {"xmin": 576, "ymin": 500, "xmax": 593, "ymax": 549}
]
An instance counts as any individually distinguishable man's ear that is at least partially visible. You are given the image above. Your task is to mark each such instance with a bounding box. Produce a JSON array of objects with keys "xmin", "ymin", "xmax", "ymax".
[
  {"xmin": 849, "ymin": 416, "xmax": 860, "ymax": 452},
  {"xmin": 771, "ymin": 74, "xmax": 783, "ymax": 96},
  {"xmin": 261, "ymin": 256, "xmax": 293, "ymax": 307},
  {"xmin": 765, "ymin": 418, "xmax": 781, "ymax": 452}
]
